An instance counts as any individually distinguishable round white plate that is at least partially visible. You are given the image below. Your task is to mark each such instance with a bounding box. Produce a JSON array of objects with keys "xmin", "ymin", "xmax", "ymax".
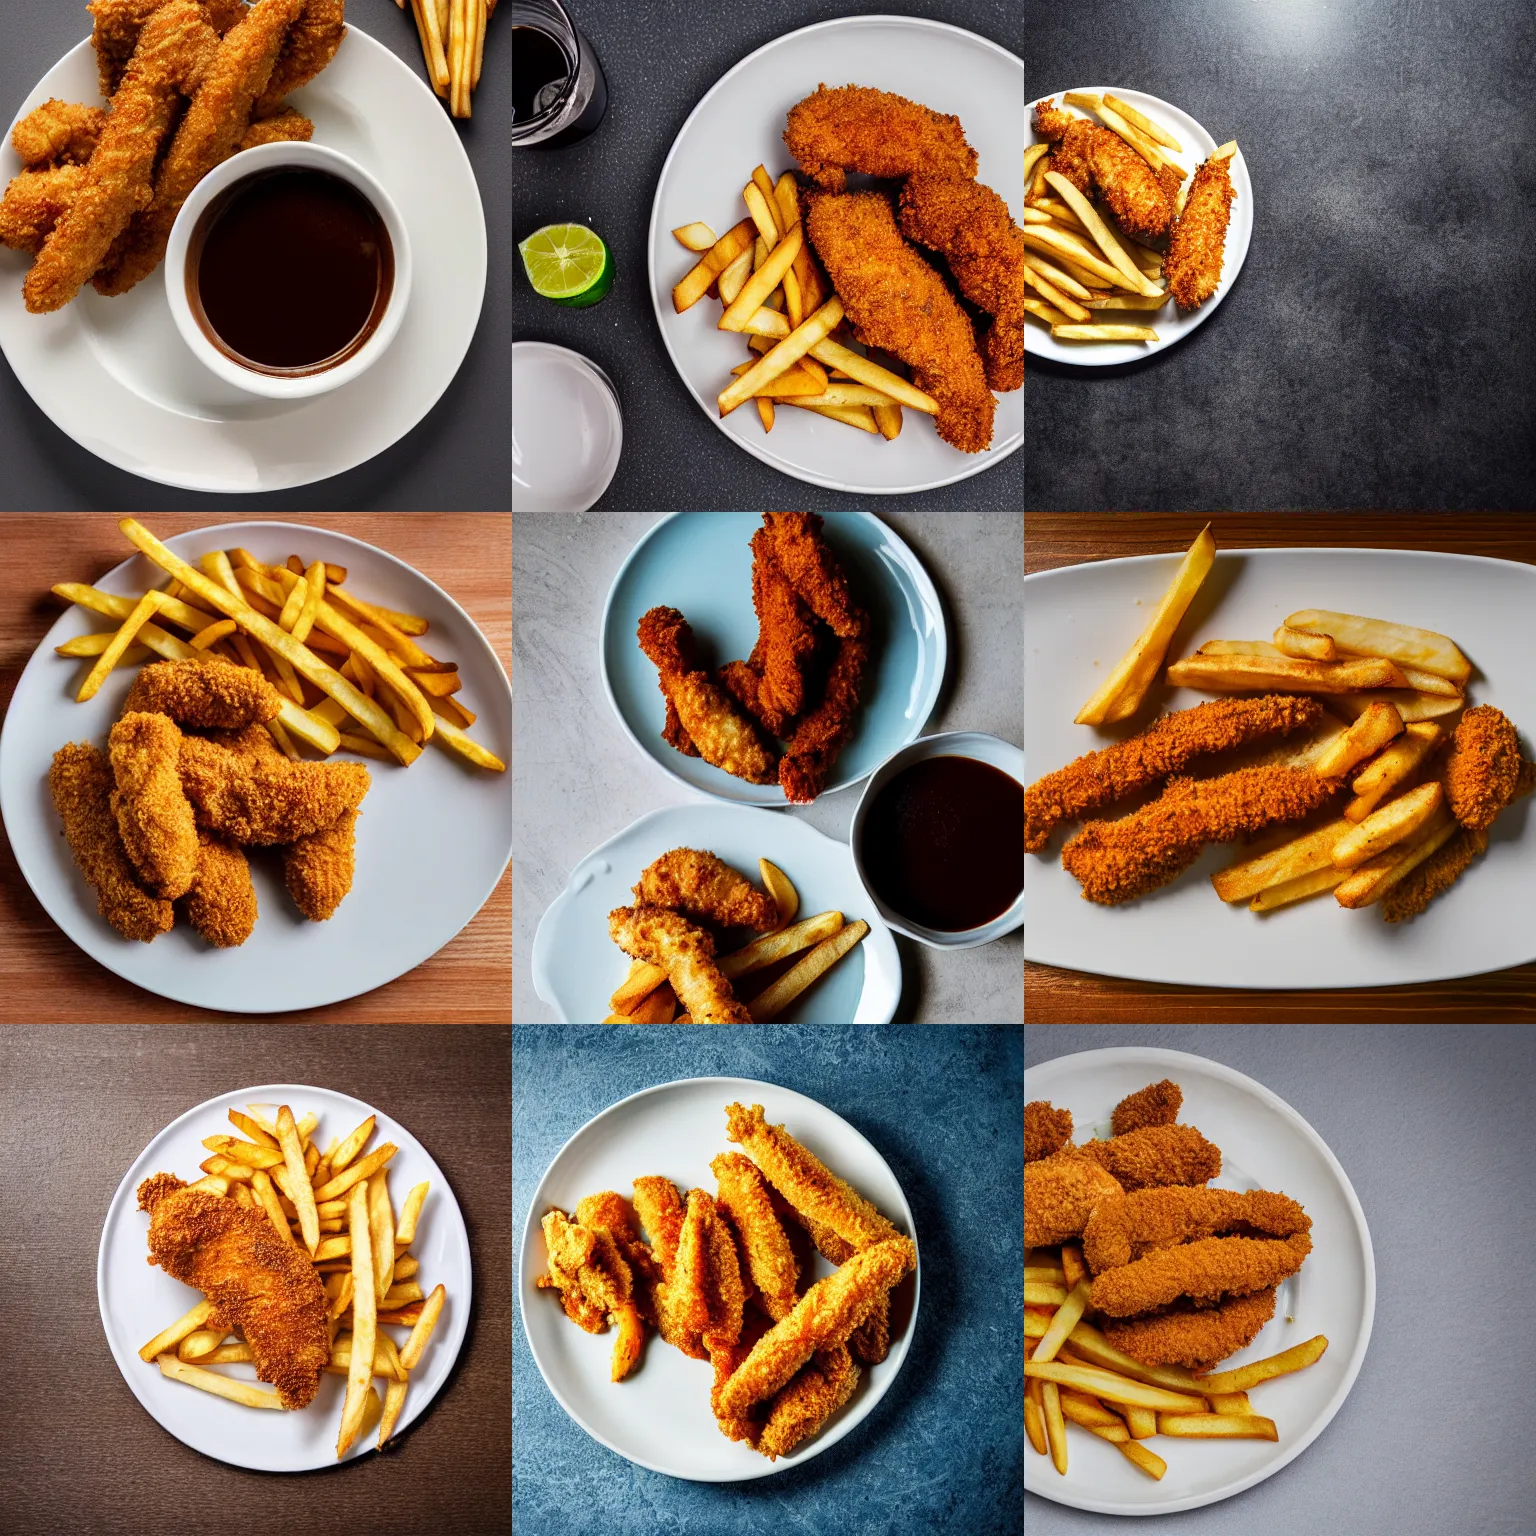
[
  {"xmin": 0, "ymin": 521, "xmax": 511, "ymax": 1012},
  {"xmin": 1024, "ymin": 545, "xmax": 1536, "ymax": 987},
  {"xmin": 648, "ymin": 16, "xmax": 1023, "ymax": 494},
  {"xmin": 511, "ymin": 341, "xmax": 623, "ymax": 511},
  {"xmin": 529, "ymin": 802, "xmax": 901, "ymax": 1023},
  {"xmin": 602, "ymin": 511, "xmax": 946, "ymax": 806},
  {"xmin": 519, "ymin": 1075, "xmax": 920, "ymax": 1480},
  {"xmin": 0, "ymin": 27, "xmax": 486, "ymax": 492},
  {"xmin": 98, "ymin": 1083, "xmax": 472, "ymax": 1472},
  {"xmin": 1024, "ymin": 87, "xmax": 1253, "ymax": 367},
  {"xmin": 1025, "ymin": 1046, "xmax": 1374, "ymax": 1516}
]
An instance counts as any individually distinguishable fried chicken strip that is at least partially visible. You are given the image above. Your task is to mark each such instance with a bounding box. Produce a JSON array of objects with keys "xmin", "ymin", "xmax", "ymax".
[
  {"xmin": 713, "ymin": 1153, "xmax": 799, "ymax": 1321},
  {"xmin": 123, "ymin": 657, "xmax": 284, "ymax": 729},
  {"xmin": 49, "ymin": 742, "xmax": 174, "ymax": 942},
  {"xmin": 1025, "ymin": 1100, "xmax": 1074, "ymax": 1164},
  {"xmin": 608, "ymin": 905, "xmax": 752, "ymax": 1024},
  {"xmin": 1445, "ymin": 705, "xmax": 1521, "ymax": 831},
  {"xmin": 1032, "ymin": 98, "xmax": 1176, "ymax": 245},
  {"xmin": 806, "ymin": 191, "xmax": 995, "ymax": 454},
  {"xmin": 898, "ymin": 173, "xmax": 1025, "ymax": 393},
  {"xmin": 760, "ymin": 513, "xmax": 865, "ymax": 642},
  {"xmin": 1104, "ymin": 1287, "xmax": 1277, "ymax": 1371},
  {"xmin": 1166, "ymin": 155, "xmax": 1235, "ymax": 312},
  {"xmin": 89, "ymin": 0, "xmax": 247, "ymax": 96},
  {"xmin": 1024, "ymin": 1151, "xmax": 1124, "ymax": 1248},
  {"xmin": 1025, "ymin": 696, "xmax": 1325, "ymax": 853},
  {"xmin": 283, "ymin": 807, "xmax": 358, "ymax": 921},
  {"xmin": 26, "ymin": 1, "xmax": 218, "ymax": 314},
  {"xmin": 1110, "ymin": 1080, "xmax": 1183, "ymax": 1137},
  {"xmin": 722, "ymin": 529, "xmax": 822, "ymax": 736},
  {"xmin": 633, "ymin": 847, "xmax": 779, "ymax": 930},
  {"xmin": 96, "ymin": 0, "xmax": 306, "ymax": 298},
  {"xmin": 239, "ymin": 106, "xmax": 315, "ymax": 148},
  {"xmin": 637, "ymin": 607, "xmax": 778, "ymax": 785},
  {"xmin": 257, "ymin": 0, "xmax": 346, "ymax": 113},
  {"xmin": 716, "ymin": 1236, "xmax": 916, "ymax": 1418},
  {"xmin": 109, "ymin": 711, "xmax": 199, "ymax": 900},
  {"xmin": 180, "ymin": 828, "xmax": 258, "ymax": 947},
  {"xmin": 10, "ymin": 100, "xmax": 106, "ymax": 167},
  {"xmin": 632, "ymin": 1176, "xmax": 700, "ymax": 1356},
  {"xmin": 138, "ymin": 1173, "xmax": 329, "ymax": 1409},
  {"xmin": 1077, "ymin": 1125, "xmax": 1223, "ymax": 1193},
  {"xmin": 179, "ymin": 735, "xmax": 370, "ymax": 843},
  {"xmin": 779, "ymin": 632, "xmax": 870, "ymax": 804},
  {"xmin": 1061, "ymin": 766, "xmax": 1344, "ymax": 905},
  {"xmin": 1083, "ymin": 1187, "xmax": 1311, "ymax": 1275},
  {"xmin": 1091, "ymin": 1233, "xmax": 1313, "ymax": 1316},
  {"xmin": 784, "ymin": 83, "xmax": 977, "ymax": 191},
  {"xmin": 0, "ymin": 166, "xmax": 88, "ymax": 254},
  {"xmin": 537, "ymin": 1208, "xmax": 645, "ymax": 1378},
  {"xmin": 757, "ymin": 1344, "xmax": 860, "ymax": 1460}
]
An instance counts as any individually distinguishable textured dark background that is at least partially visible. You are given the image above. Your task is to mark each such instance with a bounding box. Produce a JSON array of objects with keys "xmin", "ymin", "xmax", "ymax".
[
  {"xmin": 1026, "ymin": 1024, "xmax": 1536, "ymax": 1533},
  {"xmin": 0, "ymin": 4, "xmax": 510, "ymax": 511},
  {"xmin": 512, "ymin": 0, "xmax": 1023, "ymax": 511},
  {"xmin": 514, "ymin": 1024, "xmax": 1024, "ymax": 1535},
  {"xmin": 0, "ymin": 1025, "xmax": 511, "ymax": 1536},
  {"xmin": 1025, "ymin": 0, "xmax": 1536, "ymax": 511}
]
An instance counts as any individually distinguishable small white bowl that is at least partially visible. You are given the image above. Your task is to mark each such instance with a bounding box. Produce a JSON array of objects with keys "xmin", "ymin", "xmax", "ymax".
[
  {"xmin": 166, "ymin": 142, "xmax": 412, "ymax": 401},
  {"xmin": 850, "ymin": 731, "xmax": 1025, "ymax": 950},
  {"xmin": 512, "ymin": 342, "xmax": 623, "ymax": 511}
]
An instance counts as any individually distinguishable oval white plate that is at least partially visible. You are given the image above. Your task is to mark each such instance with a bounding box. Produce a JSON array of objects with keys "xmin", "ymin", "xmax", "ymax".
[
  {"xmin": 0, "ymin": 28, "xmax": 485, "ymax": 492},
  {"xmin": 529, "ymin": 802, "xmax": 901, "ymax": 1023},
  {"xmin": 0, "ymin": 521, "xmax": 511, "ymax": 1012},
  {"xmin": 519, "ymin": 1075, "xmax": 920, "ymax": 1480},
  {"xmin": 602, "ymin": 511, "xmax": 946, "ymax": 806},
  {"xmin": 98, "ymin": 1083, "xmax": 472, "ymax": 1472},
  {"xmin": 511, "ymin": 341, "xmax": 623, "ymax": 512},
  {"xmin": 1024, "ymin": 88, "xmax": 1253, "ymax": 367},
  {"xmin": 1025, "ymin": 1046, "xmax": 1374, "ymax": 1516},
  {"xmin": 1025, "ymin": 546, "xmax": 1536, "ymax": 987},
  {"xmin": 648, "ymin": 16, "xmax": 1023, "ymax": 494}
]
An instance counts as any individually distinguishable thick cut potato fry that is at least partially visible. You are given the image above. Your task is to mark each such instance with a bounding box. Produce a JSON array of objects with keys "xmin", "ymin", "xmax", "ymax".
[
  {"xmin": 1274, "ymin": 625, "xmax": 1337, "ymax": 661},
  {"xmin": 1212, "ymin": 816, "xmax": 1353, "ymax": 903},
  {"xmin": 748, "ymin": 920, "xmax": 869, "ymax": 1021},
  {"xmin": 1284, "ymin": 609, "xmax": 1471, "ymax": 684},
  {"xmin": 1330, "ymin": 781, "xmax": 1442, "ymax": 868},
  {"xmin": 1348, "ymin": 722, "xmax": 1442, "ymax": 819},
  {"xmin": 719, "ymin": 226, "xmax": 803, "ymax": 333},
  {"xmin": 1159, "ymin": 1414, "xmax": 1278, "ymax": 1441},
  {"xmin": 1165, "ymin": 654, "xmax": 1409, "ymax": 694},
  {"xmin": 672, "ymin": 221, "xmax": 716, "ymax": 251},
  {"xmin": 1330, "ymin": 689, "xmax": 1463, "ymax": 723},
  {"xmin": 1025, "ymin": 1361, "xmax": 1208, "ymax": 1413},
  {"xmin": 1250, "ymin": 866, "xmax": 1347, "ymax": 910},
  {"xmin": 1195, "ymin": 1335, "xmax": 1329, "ymax": 1394},
  {"xmin": 1077, "ymin": 526, "xmax": 1216, "ymax": 726},
  {"xmin": 718, "ymin": 295, "xmax": 841, "ymax": 415},
  {"xmin": 1104, "ymin": 93, "xmax": 1182, "ymax": 150},
  {"xmin": 1311, "ymin": 701, "xmax": 1403, "ymax": 779},
  {"xmin": 158, "ymin": 1354, "xmax": 284, "ymax": 1409},
  {"xmin": 1334, "ymin": 809, "xmax": 1457, "ymax": 908}
]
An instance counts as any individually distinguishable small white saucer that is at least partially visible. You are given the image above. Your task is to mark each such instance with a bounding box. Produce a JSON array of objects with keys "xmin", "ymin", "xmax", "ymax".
[{"xmin": 511, "ymin": 341, "xmax": 623, "ymax": 511}]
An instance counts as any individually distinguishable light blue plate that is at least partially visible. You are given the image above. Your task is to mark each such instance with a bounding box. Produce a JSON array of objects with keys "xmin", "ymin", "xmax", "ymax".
[{"xmin": 601, "ymin": 512, "xmax": 946, "ymax": 805}]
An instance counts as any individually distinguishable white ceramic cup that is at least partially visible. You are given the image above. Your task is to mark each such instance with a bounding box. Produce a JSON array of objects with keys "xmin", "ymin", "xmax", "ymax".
[
  {"xmin": 850, "ymin": 730, "xmax": 1026, "ymax": 950},
  {"xmin": 166, "ymin": 142, "xmax": 412, "ymax": 401}
]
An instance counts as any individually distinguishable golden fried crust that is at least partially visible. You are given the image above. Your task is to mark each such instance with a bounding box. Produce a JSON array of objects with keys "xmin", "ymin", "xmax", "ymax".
[
  {"xmin": 634, "ymin": 848, "xmax": 779, "ymax": 930},
  {"xmin": 1083, "ymin": 1187, "xmax": 1311, "ymax": 1275},
  {"xmin": 1167, "ymin": 157, "xmax": 1235, "ymax": 311},
  {"xmin": 1445, "ymin": 705, "xmax": 1521, "ymax": 831},
  {"xmin": 1077, "ymin": 1125, "xmax": 1223, "ymax": 1192},
  {"xmin": 1381, "ymin": 825, "xmax": 1489, "ymax": 922},
  {"xmin": 138, "ymin": 1176, "xmax": 329, "ymax": 1409},
  {"xmin": 1024, "ymin": 1152, "xmax": 1124, "ymax": 1248},
  {"xmin": 283, "ymin": 807, "xmax": 358, "ymax": 921},
  {"xmin": 609, "ymin": 906, "xmax": 752, "ymax": 1024},
  {"xmin": 1091, "ymin": 1233, "xmax": 1313, "ymax": 1317},
  {"xmin": 179, "ymin": 735, "xmax": 370, "ymax": 844},
  {"xmin": 1025, "ymin": 1100, "xmax": 1074, "ymax": 1163},
  {"xmin": 724, "ymin": 1102, "xmax": 899, "ymax": 1249},
  {"xmin": 1110, "ymin": 1080, "xmax": 1183, "ymax": 1137},
  {"xmin": 0, "ymin": 166, "xmax": 87, "ymax": 253},
  {"xmin": 10, "ymin": 100, "xmax": 106, "ymax": 167},
  {"xmin": 180, "ymin": 828, "xmax": 257, "ymax": 947},
  {"xmin": 123, "ymin": 657, "xmax": 283, "ymax": 730},
  {"xmin": 1103, "ymin": 1287, "xmax": 1277, "ymax": 1370},
  {"xmin": 712, "ymin": 1153, "xmax": 799, "ymax": 1321},
  {"xmin": 109, "ymin": 712, "xmax": 199, "ymax": 900},
  {"xmin": 716, "ymin": 1237, "xmax": 915, "ymax": 1417},
  {"xmin": 757, "ymin": 1345, "xmax": 860, "ymax": 1460},
  {"xmin": 258, "ymin": 0, "xmax": 346, "ymax": 113},
  {"xmin": 784, "ymin": 83, "xmax": 977, "ymax": 190}
]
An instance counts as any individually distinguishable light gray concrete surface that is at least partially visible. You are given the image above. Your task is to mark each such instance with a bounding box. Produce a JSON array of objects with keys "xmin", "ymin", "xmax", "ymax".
[
  {"xmin": 512, "ymin": 511, "xmax": 1023, "ymax": 1023},
  {"xmin": 1025, "ymin": 1024, "xmax": 1536, "ymax": 1535}
]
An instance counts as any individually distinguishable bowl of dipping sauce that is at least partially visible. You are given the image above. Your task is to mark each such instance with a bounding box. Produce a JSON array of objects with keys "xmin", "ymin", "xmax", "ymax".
[
  {"xmin": 850, "ymin": 732, "xmax": 1024, "ymax": 950},
  {"xmin": 166, "ymin": 142, "xmax": 411, "ymax": 400}
]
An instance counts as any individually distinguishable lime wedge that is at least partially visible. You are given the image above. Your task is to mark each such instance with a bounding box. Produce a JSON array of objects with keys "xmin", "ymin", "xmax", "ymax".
[{"xmin": 518, "ymin": 223, "xmax": 614, "ymax": 307}]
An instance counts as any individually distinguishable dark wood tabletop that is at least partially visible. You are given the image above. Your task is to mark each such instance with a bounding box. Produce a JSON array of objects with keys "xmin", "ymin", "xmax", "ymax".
[
  {"xmin": 1026, "ymin": 512, "xmax": 1536, "ymax": 1023},
  {"xmin": 0, "ymin": 1024, "xmax": 510, "ymax": 1536},
  {"xmin": 0, "ymin": 514, "xmax": 510, "ymax": 1023}
]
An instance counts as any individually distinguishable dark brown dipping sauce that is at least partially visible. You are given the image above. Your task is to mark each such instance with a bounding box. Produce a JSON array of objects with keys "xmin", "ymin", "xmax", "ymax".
[
  {"xmin": 188, "ymin": 168, "xmax": 393, "ymax": 375},
  {"xmin": 862, "ymin": 756, "xmax": 1024, "ymax": 932}
]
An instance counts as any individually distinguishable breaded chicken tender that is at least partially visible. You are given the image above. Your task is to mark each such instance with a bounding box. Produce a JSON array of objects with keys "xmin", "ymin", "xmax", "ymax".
[
  {"xmin": 1166, "ymin": 155, "xmax": 1235, "ymax": 311},
  {"xmin": 180, "ymin": 828, "xmax": 258, "ymax": 947},
  {"xmin": 10, "ymin": 100, "xmax": 106, "ymax": 167},
  {"xmin": 123, "ymin": 657, "xmax": 283, "ymax": 730},
  {"xmin": 757, "ymin": 1345, "xmax": 860, "ymax": 1460},
  {"xmin": 179, "ymin": 734, "xmax": 370, "ymax": 843},
  {"xmin": 1024, "ymin": 1151, "xmax": 1123, "ymax": 1249},
  {"xmin": 1444, "ymin": 705, "xmax": 1521, "ymax": 831},
  {"xmin": 1077, "ymin": 1125, "xmax": 1222, "ymax": 1193},
  {"xmin": 634, "ymin": 847, "xmax": 779, "ymax": 930},
  {"xmin": 283, "ymin": 807, "xmax": 358, "ymax": 920},
  {"xmin": 784, "ymin": 83, "xmax": 977, "ymax": 191},
  {"xmin": 1091, "ymin": 1232, "xmax": 1313, "ymax": 1316},
  {"xmin": 1025, "ymin": 1100, "xmax": 1074, "ymax": 1163},
  {"xmin": 0, "ymin": 166, "xmax": 87, "ymax": 254},
  {"xmin": 1110, "ymin": 1079, "xmax": 1183, "ymax": 1137},
  {"xmin": 1083, "ymin": 1187, "xmax": 1311, "ymax": 1275},
  {"xmin": 109, "ymin": 711, "xmax": 199, "ymax": 899},
  {"xmin": 1104, "ymin": 1287, "xmax": 1277, "ymax": 1371},
  {"xmin": 608, "ymin": 905, "xmax": 752, "ymax": 1024}
]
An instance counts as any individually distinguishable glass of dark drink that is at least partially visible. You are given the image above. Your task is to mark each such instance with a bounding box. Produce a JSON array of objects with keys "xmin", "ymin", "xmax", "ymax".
[{"xmin": 511, "ymin": 0, "xmax": 607, "ymax": 148}]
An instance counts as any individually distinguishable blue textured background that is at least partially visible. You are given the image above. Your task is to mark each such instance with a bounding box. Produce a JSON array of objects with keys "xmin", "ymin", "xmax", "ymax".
[{"xmin": 513, "ymin": 1025, "xmax": 1024, "ymax": 1535}]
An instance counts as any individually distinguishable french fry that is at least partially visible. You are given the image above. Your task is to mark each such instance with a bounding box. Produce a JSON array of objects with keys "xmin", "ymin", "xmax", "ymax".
[
  {"xmin": 1052, "ymin": 324, "xmax": 1159, "ymax": 342},
  {"xmin": 337, "ymin": 1181, "xmax": 377, "ymax": 1456},
  {"xmin": 277, "ymin": 1106, "xmax": 320, "ymax": 1255},
  {"xmin": 749, "ymin": 920, "xmax": 868, "ymax": 1021},
  {"xmin": 157, "ymin": 1354, "xmax": 284, "ymax": 1410},
  {"xmin": 672, "ymin": 218, "xmax": 756, "ymax": 312},
  {"xmin": 718, "ymin": 226, "xmax": 803, "ymax": 333},
  {"xmin": 718, "ymin": 296, "xmax": 842, "ymax": 414},
  {"xmin": 1103, "ymin": 93, "xmax": 1182, "ymax": 151},
  {"xmin": 139, "ymin": 1300, "xmax": 215, "ymax": 1362},
  {"xmin": 1043, "ymin": 172, "xmax": 1161, "ymax": 297}
]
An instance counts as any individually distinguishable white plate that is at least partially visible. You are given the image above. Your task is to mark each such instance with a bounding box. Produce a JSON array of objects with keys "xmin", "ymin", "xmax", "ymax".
[
  {"xmin": 0, "ymin": 28, "xmax": 485, "ymax": 492},
  {"xmin": 518, "ymin": 1075, "xmax": 920, "ymax": 1481},
  {"xmin": 0, "ymin": 521, "xmax": 511, "ymax": 1012},
  {"xmin": 1025, "ymin": 546, "xmax": 1536, "ymax": 987},
  {"xmin": 648, "ymin": 15, "xmax": 1023, "ymax": 494},
  {"xmin": 1024, "ymin": 88, "xmax": 1253, "ymax": 367},
  {"xmin": 1025, "ymin": 1046, "xmax": 1374, "ymax": 1516},
  {"xmin": 511, "ymin": 342, "xmax": 622, "ymax": 512},
  {"xmin": 529, "ymin": 802, "xmax": 901, "ymax": 1023},
  {"xmin": 98, "ymin": 1083, "xmax": 471, "ymax": 1472},
  {"xmin": 601, "ymin": 511, "xmax": 946, "ymax": 806}
]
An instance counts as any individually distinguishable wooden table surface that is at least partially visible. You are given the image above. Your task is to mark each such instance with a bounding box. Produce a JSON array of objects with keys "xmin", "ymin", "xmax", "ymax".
[
  {"xmin": 0, "ymin": 515, "xmax": 510, "ymax": 1024},
  {"xmin": 0, "ymin": 1025, "xmax": 510, "ymax": 1536},
  {"xmin": 1025, "ymin": 512, "xmax": 1536, "ymax": 1023}
]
